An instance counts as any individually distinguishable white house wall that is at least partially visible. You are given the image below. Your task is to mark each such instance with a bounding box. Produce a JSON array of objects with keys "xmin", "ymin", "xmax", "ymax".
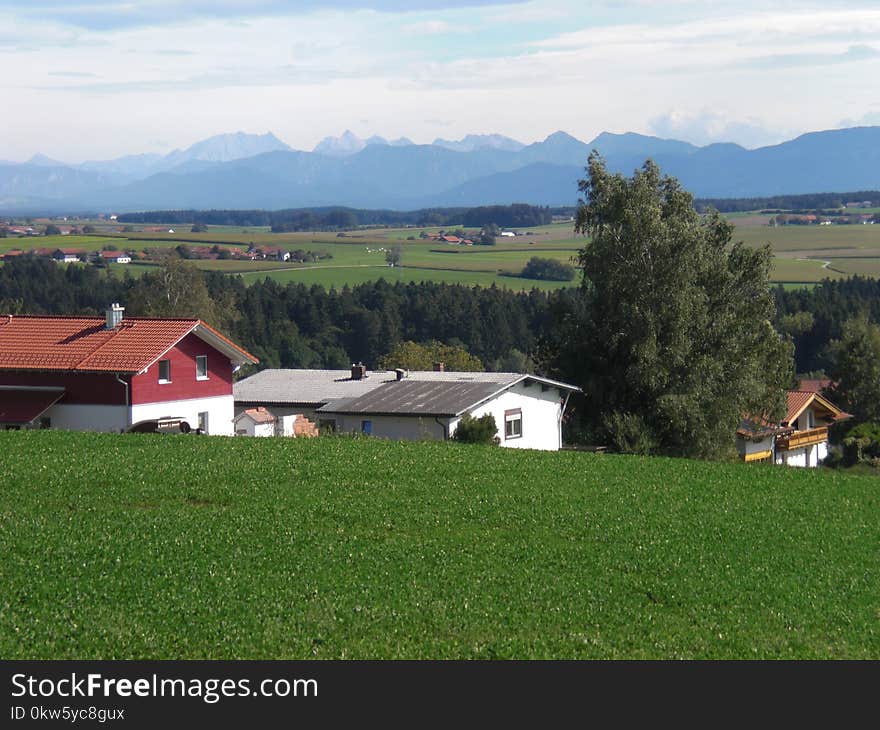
[
  {"xmin": 333, "ymin": 414, "xmax": 448, "ymax": 441},
  {"xmin": 462, "ymin": 382, "xmax": 565, "ymax": 451},
  {"xmin": 737, "ymin": 435, "xmax": 774, "ymax": 458},
  {"xmin": 45, "ymin": 404, "xmax": 128, "ymax": 433},
  {"xmin": 131, "ymin": 394, "xmax": 234, "ymax": 436}
]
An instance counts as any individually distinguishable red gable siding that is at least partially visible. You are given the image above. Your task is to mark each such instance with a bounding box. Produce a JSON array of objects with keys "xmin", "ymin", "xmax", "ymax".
[{"xmin": 130, "ymin": 332, "xmax": 233, "ymax": 405}]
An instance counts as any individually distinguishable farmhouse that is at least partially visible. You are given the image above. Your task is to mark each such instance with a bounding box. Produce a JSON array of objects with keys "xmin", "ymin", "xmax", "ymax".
[
  {"xmin": 98, "ymin": 251, "xmax": 131, "ymax": 264},
  {"xmin": 0, "ymin": 305, "xmax": 257, "ymax": 435},
  {"xmin": 234, "ymin": 365, "xmax": 579, "ymax": 450},
  {"xmin": 737, "ymin": 389, "xmax": 850, "ymax": 467},
  {"xmin": 52, "ymin": 248, "xmax": 84, "ymax": 262}
]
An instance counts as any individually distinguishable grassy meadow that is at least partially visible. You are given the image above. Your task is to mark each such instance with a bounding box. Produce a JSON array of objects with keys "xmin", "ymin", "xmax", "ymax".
[{"xmin": 1, "ymin": 430, "xmax": 878, "ymax": 659}]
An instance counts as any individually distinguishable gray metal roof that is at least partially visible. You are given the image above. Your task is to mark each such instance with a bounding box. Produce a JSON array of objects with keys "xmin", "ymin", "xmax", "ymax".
[
  {"xmin": 234, "ymin": 369, "xmax": 580, "ymax": 414},
  {"xmin": 234, "ymin": 368, "xmax": 523, "ymax": 406},
  {"xmin": 316, "ymin": 379, "xmax": 505, "ymax": 417}
]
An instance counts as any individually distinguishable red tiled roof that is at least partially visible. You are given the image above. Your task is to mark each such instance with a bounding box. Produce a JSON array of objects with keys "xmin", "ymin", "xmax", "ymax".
[
  {"xmin": 783, "ymin": 390, "xmax": 851, "ymax": 426},
  {"xmin": 0, "ymin": 315, "xmax": 257, "ymax": 373}
]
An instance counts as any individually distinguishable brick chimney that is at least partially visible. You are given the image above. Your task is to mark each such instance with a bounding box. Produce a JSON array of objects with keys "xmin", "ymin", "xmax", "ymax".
[
  {"xmin": 432, "ymin": 362, "xmax": 445, "ymax": 372},
  {"xmin": 105, "ymin": 302, "xmax": 124, "ymax": 330},
  {"xmin": 351, "ymin": 363, "xmax": 367, "ymax": 380}
]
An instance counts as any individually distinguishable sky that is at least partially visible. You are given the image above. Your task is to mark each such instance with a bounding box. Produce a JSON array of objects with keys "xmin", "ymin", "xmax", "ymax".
[{"xmin": 2, "ymin": 0, "xmax": 879, "ymax": 162}]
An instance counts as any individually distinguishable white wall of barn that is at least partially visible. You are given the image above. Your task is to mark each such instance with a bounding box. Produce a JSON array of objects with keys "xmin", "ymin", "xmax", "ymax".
[
  {"xmin": 45, "ymin": 404, "xmax": 128, "ymax": 433},
  {"xmin": 130, "ymin": 394, "xmax": 234, "ymax": 436},
  {"xmin": 331, "ymin": 414, "xmax": 448, "ymax": 441}
]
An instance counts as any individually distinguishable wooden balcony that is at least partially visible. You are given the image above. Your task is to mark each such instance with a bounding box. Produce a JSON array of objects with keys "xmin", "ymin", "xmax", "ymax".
[{"xmin": 776, "ymin": 426, "xmax": 828, "ymax": 452}]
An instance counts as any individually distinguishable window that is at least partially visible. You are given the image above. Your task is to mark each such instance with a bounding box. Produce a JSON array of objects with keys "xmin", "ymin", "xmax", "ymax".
[
  {"xmin": 504, "ymin": 409, "xmax": 522, "ymax": 440},
  {"xmin": 806, "ymin": 409, "xmax": 815, "ymax": 429},
  {"xmin": 198, "ymin": 411, "xmax": 209, "ymax": 433},
  {"xmin": 158, "ymin": 359, "xmax": 171, "ymax": 383},
  {"xmin": 361, "ymin": 420, "xmax": 372, "ymax": 435},
  {"xmin": 196, "ymin": 355, "xmax": 208, "ymax": 380}
]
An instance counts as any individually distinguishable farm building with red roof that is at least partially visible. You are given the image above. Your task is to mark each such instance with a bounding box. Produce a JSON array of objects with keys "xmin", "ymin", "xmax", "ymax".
[{"xmin": 0, "ymin": 304, "xmax": 257, "ymax": 435}]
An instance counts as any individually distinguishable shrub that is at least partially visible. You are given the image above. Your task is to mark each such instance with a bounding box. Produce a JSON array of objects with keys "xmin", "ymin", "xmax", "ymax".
[
  {"xmin": 452, "ymin": 413, "xmax": 498, "ymax": 445},
  {"xmin": 841, "ymin": 422, "xmax": 880, "ymax": 467},
  {"xmin": 520, "ymin": 256, "xmax": 576, "ymax": 281}
]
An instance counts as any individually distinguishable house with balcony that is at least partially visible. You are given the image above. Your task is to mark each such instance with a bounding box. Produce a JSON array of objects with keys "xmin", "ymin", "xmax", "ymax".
[{"xmin": 737, "ymin": 389, "xmax": 851, "ymax": 467}]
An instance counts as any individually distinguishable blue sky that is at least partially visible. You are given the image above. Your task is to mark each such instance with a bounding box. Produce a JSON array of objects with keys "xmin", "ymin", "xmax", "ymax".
[{"xmin": 1, "ymin": 0, "xmax": 879, "ymax": 161}]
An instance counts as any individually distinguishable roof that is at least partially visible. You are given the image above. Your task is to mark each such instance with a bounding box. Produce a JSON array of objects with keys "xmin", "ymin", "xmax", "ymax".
[
  {"xmin": 0, "ymin": 314, "xmax": 257, "ymax": 373},
  {"xmin": 235, "ymin": 369, "xmax": 579, "ymax": 414},
  {"xmin": 235, "ymin": 406, "xmax": 276, "ymax": 424},
  {"xmin": 318, "ymin": 379, "xmax": 506, "ymax": 417},
  {"xmin": 740, "ymin": 389, "xmax": 851, "ymax": 438},
  {"xmin": 0, "ymin": 387, "xmax": 65, "ymax": 424},
  {"xmin": 234, "ymin": 369, "xmax": 529, "ymax": 406},
  {"xmin": 783, "ymin": 390, "xmax": 851, "ymax": 426}
]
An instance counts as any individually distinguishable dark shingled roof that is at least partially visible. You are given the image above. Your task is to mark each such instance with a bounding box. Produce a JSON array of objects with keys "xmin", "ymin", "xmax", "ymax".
[{"xmin": 316, "ymin": 379, "xmax": 504, "ymax": 417}]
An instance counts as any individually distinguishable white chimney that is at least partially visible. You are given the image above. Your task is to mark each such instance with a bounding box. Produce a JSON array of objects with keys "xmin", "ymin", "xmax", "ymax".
[{"xmin": 106, "ymin": 302, "xmax": 124, "ymax": 329}]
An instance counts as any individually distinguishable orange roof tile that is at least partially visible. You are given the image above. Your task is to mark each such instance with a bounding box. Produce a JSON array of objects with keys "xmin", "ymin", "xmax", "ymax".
[{"xmin": 0, "ymin": 315, "xmax": 257, "ymax": 373}]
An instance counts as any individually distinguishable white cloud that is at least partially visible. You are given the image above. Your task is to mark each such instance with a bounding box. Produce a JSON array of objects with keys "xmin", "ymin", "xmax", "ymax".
[
  {"xmin": 649, "ymin": 110, "xmax": 790, "ymax": 149},
  {"xmin": 402, "ymin": 20, "xmax": 462, "ymax": 34}
]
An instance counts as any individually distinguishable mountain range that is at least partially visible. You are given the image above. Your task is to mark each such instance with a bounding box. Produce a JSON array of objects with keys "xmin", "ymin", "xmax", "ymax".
[{"xmin": 2, "ymin": 127, "xmax": 880, "ymax": 213}]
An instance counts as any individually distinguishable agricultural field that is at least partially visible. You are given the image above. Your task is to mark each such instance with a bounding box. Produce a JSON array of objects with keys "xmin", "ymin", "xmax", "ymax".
[
  {"xmin": 1, "ymin": 431, "xmax": 878, "ymax": 659},
  {"xmin": 4, "ymin": 216, "xmax": 880, "ymax": 289}
]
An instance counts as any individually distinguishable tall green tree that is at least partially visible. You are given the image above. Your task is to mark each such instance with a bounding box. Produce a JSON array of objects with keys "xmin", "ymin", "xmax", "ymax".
[
  {"xmin": 545, "ymin": 153, "xmax": 792, "ymax": 458},
  {"xmin": 378, "ymin": 340, "xmax": 483, "ymax": 372},
  {"xmin": 827, "ymin": 316, "xmax": 880, "ymax": 423}
]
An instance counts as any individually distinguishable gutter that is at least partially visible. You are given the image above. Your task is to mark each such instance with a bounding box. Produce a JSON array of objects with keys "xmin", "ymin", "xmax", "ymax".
[{"xmin": 115, "ymin": 372, "xmax": 130, "ymax": 431}]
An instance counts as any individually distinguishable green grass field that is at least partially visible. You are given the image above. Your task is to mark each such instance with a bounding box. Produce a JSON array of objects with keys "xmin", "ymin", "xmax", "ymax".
[
  {"xmin": 5, "ymin": 218, "xmax": 880, "ymax": 289},
  {"xmin": 1, "ymin": 431, "xmax": 877, "ymax": 659}
]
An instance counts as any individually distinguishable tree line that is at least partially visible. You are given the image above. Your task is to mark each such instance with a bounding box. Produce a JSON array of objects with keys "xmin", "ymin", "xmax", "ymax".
[
  {"xmin": 116, "ymin": 203, "xmax": 560, "ymax": 231},
  {"xmin": 2, "ymin": 253, "xmax": 877, "ymax": 380}
]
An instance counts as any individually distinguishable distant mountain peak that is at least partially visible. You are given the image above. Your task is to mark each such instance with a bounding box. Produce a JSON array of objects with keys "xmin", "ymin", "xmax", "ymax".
[
  {"xmin": 432, "ymin": 133, "xmax": 525, "ymax": 153},
  {"xmin": 164, "ymin": 131, "xmax": 292, "ymax": 166},
  {"xmin": 26, "ymin": 153, "xmax": 68, "ymax": 168},
  {"xmin": 313, "ymin": 130, "xmax": 367, "ymax": 157}
]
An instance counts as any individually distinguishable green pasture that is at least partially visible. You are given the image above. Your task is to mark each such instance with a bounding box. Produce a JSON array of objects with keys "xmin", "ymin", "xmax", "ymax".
[
  {"xmin": 1, "ymin": 431, "xmax": 877, "ymax": 659},
  {"xmin": 4, "ymin": 217, "xmax": 880, "ymax": 287}
]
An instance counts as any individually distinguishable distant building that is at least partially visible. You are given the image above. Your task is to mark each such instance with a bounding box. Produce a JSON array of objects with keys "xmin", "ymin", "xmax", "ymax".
[
  {"xmin": 234, "ymin": 366, "xmax": 580, "ymax": 450},
  {"xmin": 98, "ymin": 251, "xmax": 131, "ymax": 264},
  {"xmin": 737, "ymin": 390, "xmax": 851, "ymax": 467},
  {"xmin": 52, "ymin": 248, "xmax": 84, "ymax": 262}
]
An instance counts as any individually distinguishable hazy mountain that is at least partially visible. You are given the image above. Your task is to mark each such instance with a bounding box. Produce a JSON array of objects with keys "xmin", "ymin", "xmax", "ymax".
[
  {"xmin": 433, "ymin": 133, "xmax": 525, "ymax": 153},
  {"xmin": 26, "ymin": 153, "xmax": 69, "ymax": 168},
  {"xmin": 79, "ymin": 153, "xmax": 166, "ymax": 180},
  {"xmin": 588, "ymin": 131, "xmax": 699, "ymax": 160},
  {"xmin": 162, "ymin": 131, "xmax": 291, "ymax": 167},
  {"xmin": 3, "ymin": 126, "xmax": 880, "ymax": 213},
  {"xmin": 313, "ymin": 130, "xmax": 366, "ymax": 157},
  {"xmin": 365, "ymin": 135, "xmax": 414, "ymax": 148}
]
